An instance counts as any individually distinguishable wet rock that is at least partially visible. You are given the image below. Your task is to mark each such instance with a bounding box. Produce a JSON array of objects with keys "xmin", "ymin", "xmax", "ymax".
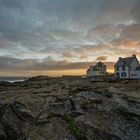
[
  {"xmin": 77, "ymin": 121, "xmax": 121, "ymax": 140},
  {"xmin": 0, "ymin": 103, "xmax": 9, "ymax": 121},
  {"xmin": 103, "ymin": 91, "xmax": 113, "ymax": 98},
  {"xmin": 80, "ymin": 98, "xmax": 103, "ymax": 111},
  {"xmin": 115, "ymin": 105, "xmax": 140, "ymax": 120},
  {"xmin": 1, "ymin": 107, "xmax": 26, "ymax": 140},
  {"xmin": 0, "ymin": 124, "xmax": 6, "ymax": 140},
  {"xmin": 11, "ymin": 101, "xmax": 34, "ymax": 121},
  {"xmin": 123, "ymin": 80, "xmax": 129, "ymax": 84},
  {"xmin": 0, "ymin": 77, "xmax": 140, "ymax": 140}
]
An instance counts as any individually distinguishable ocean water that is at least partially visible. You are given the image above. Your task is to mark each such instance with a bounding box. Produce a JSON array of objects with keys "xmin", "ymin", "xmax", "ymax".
[{"xmin": 0, "ymin": 77, "xmax": 28, "ymax": 83}]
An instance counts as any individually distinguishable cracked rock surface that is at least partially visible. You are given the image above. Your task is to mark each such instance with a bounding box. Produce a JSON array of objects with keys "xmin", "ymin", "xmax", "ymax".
[{"xmin": 0, "ymin": 77, "xmax": 140, "ymax": 140}]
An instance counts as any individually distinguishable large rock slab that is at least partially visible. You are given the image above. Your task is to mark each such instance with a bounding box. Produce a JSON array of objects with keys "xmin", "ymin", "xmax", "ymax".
[{"xmin": 0, "ymin": 77, "xmax": 140, "ymax": 140}]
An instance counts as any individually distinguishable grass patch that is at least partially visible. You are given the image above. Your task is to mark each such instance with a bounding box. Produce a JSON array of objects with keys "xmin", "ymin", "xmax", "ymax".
[{"xmin": 67, "ymin": 119, "xmax": 87, "ymax": 140}]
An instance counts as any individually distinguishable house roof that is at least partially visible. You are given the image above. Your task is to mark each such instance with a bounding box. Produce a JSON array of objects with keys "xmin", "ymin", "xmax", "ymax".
[
  {"xmin": 87, "ymin": 66, "xmax": 99, "ymax": 71},
  {"xmin": 92, "ymin": 67, "xmax": 99, "ymax": 71},
  {"xmin": 115, "ymin": 55, "xmax": 136, "ymax": 67},
  {"xmin": 87, "ymin": 61, "xmax": 106, "ymax": 72},
  {"xmin": 96, "ymin": 61, "xmax": 105, "ymax": 67}
]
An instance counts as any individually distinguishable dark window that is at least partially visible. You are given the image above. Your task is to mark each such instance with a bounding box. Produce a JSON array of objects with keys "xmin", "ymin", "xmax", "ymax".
[
  {"xmin": 124, "ymin": 61, "xmax": 126, "ymax": 64},
  {"xmin": 116, "ymin": 67, "xmax": 119, "ymax": 71},
  {"xmin": 121, "ymin": 72, "xmax": 126, "ymax": 77},
  {"xmin": 131, "ymin": 74, "xmax": 137, "ymax": 77},
  {"xmin": 116, "ymin": 72, "xmax": 120, "ymax": 77},
  {"xmin": 122, "ymin": 65, "xmax": 125, "ymax": 71}
]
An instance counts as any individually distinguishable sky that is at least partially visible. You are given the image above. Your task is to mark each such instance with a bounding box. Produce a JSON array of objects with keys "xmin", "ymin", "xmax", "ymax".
[{"xmin": 0, "ymin": 0, "xmax": 140, "ymax": 76}]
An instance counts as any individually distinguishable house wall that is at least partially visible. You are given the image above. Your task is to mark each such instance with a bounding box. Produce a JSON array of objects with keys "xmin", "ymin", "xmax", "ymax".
[
  {"xmin": 115, "ymin": 57, "xmax": 140, "ymax": 79},
  {"xmin": 98, "ymin": 66, "xmax": 106, "ymax": 75},
  {"xmin": 130, "ymin": 58, "xmax": 139, "ymax": 71},
  {"xmin": 130, "ymin": 58, "xmax": 140, "ymax": 78},
  {"xmin": 115, "ymin": 66, "xmax": 130, "ymax": 78},
  {"xmin": 87, "ymin": 70, "xmax": 100, "ymax": 77},
  {"xmin": 87, "ymin": 64, "xmax": 107, "ymax": 77},
  {"xmin": 130, "ymin": 71, "xmax": 140, "ymax": 79}
]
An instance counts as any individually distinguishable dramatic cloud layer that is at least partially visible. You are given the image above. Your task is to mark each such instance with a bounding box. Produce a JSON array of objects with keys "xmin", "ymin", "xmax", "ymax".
[{"xmin": 0, "ymin": 0, "xmax": 139, "ymax": 76}]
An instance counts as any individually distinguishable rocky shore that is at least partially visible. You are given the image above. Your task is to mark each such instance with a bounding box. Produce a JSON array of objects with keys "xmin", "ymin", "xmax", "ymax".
[{"xmin": 0, "ymin": 77, "xmax": 140, "ymax": 140}]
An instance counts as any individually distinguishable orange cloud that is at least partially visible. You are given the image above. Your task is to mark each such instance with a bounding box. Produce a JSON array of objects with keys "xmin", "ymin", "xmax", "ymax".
[
  {"xmin": 62, "ymin": 51, "xmax": 73, "ymax": 58},
  {"xmin": 96, "ymin": 56, "xmax": 107, "ymax": 61},
  {"xmin": 112, "ymin": 38, "xmax": 139, "ymax": 48}
]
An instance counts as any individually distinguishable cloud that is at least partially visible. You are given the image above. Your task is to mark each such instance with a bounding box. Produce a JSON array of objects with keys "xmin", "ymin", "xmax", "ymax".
[
  {"xmin": 109, "ymin": 23, "xmax": 140, "ymax": 55},
  {"xmin": 0, "ymin": 0, "xmax": 139, "ymax": 76},
  {"xmin": 62, "ymin": 51, "xmax": 74, "ymax": 58},
  {"xmin": 131, "ymin": 0, "xmax": 140, "ymax": 22},
  {"xmin": 87, "ymin": 24, "xmax": 122, "ymax": 40},
  {"xmin": 0, "ymin": 55, "xmax": 114, "ymax": 72},
  {"xmin": 96, "ymin": 56, "xmax": 107, "ymax": 61},
  {"xmin": 120, "ymin": 24, "xmax": 140, "ymax": 41}
]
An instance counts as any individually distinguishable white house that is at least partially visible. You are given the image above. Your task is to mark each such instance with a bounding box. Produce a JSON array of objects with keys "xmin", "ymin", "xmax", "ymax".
[
  {"xmin": 114, "ymin": 54, "xmax": 140, "ymax": 79},
  {"xmin": 87, "ymin": 62, "xmax": 107, "ymax": 77}
]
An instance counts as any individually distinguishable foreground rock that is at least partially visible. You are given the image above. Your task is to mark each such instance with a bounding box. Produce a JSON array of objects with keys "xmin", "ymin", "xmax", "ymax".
[{"xmin": 0, "ymin": 77, "xmax": 140, "ymax": 140}]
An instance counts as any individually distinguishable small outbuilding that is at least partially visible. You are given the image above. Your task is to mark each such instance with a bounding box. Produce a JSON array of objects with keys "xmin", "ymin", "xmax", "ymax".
[{"xmin": 87, "ymin": 62, "xmax": 107, "ymax": 77}]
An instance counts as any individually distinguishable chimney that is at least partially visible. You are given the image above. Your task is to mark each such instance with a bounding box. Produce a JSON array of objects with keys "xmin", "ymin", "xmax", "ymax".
[{"xmin": 132, "ymin": 54, "xmax": 136, "ymax": 57}]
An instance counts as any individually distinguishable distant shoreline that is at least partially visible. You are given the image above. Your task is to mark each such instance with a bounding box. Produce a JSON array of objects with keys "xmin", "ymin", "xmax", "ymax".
[{"xmin": 0, "ymin": 77, "xmax": 29, "ymax": 83}]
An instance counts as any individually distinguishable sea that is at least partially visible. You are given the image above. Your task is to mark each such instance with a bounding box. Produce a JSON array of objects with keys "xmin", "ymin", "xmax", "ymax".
[{"xmin": 0, "ymin": 77, "xmax": 29, "ymax": 83}]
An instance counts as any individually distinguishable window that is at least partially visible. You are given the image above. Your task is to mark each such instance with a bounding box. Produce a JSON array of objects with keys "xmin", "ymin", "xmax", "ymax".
[
  {"xmin": 116, "ymin": 72, "xmax": 120, "ymax": 77},
  {"xmin": 116, "ymin": 67, "xmax": 119, "ymax": 71},
  {"xmin": 122, "ymin": 66, "xmax": 125, "ymax": 71},
  {"xmin": 124, "ymin": 61, "xmax": 126, "ymax": 64},
  {"xmin": 131, "ymin": 74, "xmax": 137, "ymax": 77},
  {"xmin": 121, "ymin": 72, "xmax": 126, "ymax": 77}
]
